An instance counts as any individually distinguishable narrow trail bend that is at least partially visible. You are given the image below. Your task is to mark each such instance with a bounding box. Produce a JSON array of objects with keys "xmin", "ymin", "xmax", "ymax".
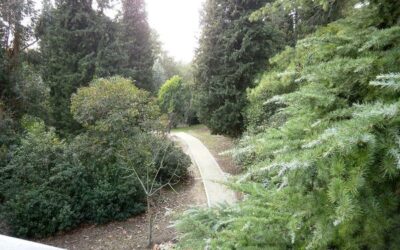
[{"xmin": 171, "ymin": 132, "xmax": 236, "ymax": 207}]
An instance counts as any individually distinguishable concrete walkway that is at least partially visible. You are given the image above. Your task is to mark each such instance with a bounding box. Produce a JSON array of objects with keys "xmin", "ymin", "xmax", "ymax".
[{"xmin": 171, "ymin": 132, "xmax": 236, "ymax": 207}]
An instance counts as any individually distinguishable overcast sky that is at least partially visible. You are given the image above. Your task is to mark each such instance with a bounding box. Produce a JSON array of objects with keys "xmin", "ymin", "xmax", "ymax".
[
  {"xmin": 33, "ymin": 0, "xmax": 204, "ymax": 63},
  {"xmin": 146, "ymin": 0, "xmax": 204, "ymax": 62}
]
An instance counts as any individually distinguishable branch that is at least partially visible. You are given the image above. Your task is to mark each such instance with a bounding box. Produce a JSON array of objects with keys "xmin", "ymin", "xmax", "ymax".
[
  {"xmin": 118, "ymin": 152, "xmax": 149, "ymax": 195},
  {"xmin": 149, "ymin": 141, "xmax": 171, "ymax": 194},
  {"xmin": 21, "ymin": 38, "xmax": 38, "ymax": 51},
  {"xmin": 149, "ymin": 159, "xmax": 183, "ymax": 197}
]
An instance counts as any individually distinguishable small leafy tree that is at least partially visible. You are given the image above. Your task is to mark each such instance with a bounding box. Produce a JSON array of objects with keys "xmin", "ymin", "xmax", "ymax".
[
  {"xmin": 72, "ymin": 76, "xmax": 190, "ymax": 245},
  {"xmin": 118, "ymin": 133, "xmax": 190, "ymax": 246},
  {"xmin": 71, "ymin": 76, "xmax": 160, "ymax": 132},
  {"xmin": 158, "ymin": 75, "xmax": 190, "ymax": 131}
]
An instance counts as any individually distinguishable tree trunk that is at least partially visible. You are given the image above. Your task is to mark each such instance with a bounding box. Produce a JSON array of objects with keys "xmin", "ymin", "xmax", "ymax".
[{"xmin": 147, "ymin": 196, "xmax": 153, "ymax": 248}]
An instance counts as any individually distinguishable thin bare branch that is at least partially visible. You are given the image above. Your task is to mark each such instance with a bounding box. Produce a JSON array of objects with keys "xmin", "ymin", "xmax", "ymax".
[{"xmin": 150, "ymin": 142, "xmax": 170, "ymax": 193}]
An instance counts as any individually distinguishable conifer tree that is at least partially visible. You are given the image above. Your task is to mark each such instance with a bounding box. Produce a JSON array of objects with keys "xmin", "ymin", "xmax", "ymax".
[
  {"xmin": 118, "ymin": 0, "xmax": 154, "ymax": 91},
  {"xmin": 38, "ymin": 0, "xmax": 101, "ymax": 133},
  {"xmin": 0, "ymin": 0, "xmax": 36, "ymax": 112},
  {"xmin": 194, "ymin": 0, "xmax": 283, "ymax": 137},
  {"xmin": 177, "ymin": 2, "xmax": 400, "ymax": 249}
]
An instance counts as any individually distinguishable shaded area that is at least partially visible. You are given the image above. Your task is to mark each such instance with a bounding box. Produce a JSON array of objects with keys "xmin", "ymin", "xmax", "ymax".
[{"xmin": 39, "ymin": 164, "xmax": 206, "ymax": 250}]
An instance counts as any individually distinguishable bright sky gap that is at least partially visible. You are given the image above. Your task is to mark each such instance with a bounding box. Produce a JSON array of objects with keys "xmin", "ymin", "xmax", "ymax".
[
  {"xmin": 33, "ymin": 0, "xmax": 204, "ymax": 63},
  {"xmin": 146, "ymin": 0, "xmax": 204, "ymax": 62}
]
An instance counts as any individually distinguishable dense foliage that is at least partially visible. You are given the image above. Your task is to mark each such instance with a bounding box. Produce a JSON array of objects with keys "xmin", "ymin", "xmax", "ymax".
[
  {"xmin": 71, "ymin": 77, "xmax": 159, "ymax": 130},
  {"xmin": 0, "ymin": 0, "xmax": 190, "ymax": 240},
  {"xmin": 158, "ymin": 76, "xmax": 194, "ymax": 128},
  {"xmin": 0, "ymin": 77, "xmax": 189, "ymax": 238},
  {"xmin": 177, "ymin": 2, "xmax": 400, "ymax": 249},
  {"xmin": 38, "ymin": 0, "xmax": 155, "ymax": 133},
  {"xmin": 3, "ymin": 0, "xmax": 400, "ymax": 246},
  {"xmin": 193, "ymin": 0, "xmax": 283, "ymax": 137},
  {"xmin": 118, "ymin": 0, "xmax": 154, "ymax": 91}
]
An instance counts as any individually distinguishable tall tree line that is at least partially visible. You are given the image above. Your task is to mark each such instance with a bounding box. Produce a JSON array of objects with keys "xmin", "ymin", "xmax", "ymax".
[{"xmin": 194, "ymin": 0, "xmax": 353, "ymax": 137}]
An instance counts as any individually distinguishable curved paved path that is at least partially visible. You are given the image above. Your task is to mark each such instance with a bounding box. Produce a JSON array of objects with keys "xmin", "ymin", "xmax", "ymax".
[{"xmin": 171, "ymin": 132, "xmax": 236, "ymax": 207}]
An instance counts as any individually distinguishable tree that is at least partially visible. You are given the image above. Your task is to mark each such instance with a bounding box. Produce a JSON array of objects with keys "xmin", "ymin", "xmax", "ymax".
[
  {"xmin": 177, "ymin": 3, "xmax": 400, "ymax": 249},
  {"xmin": 118, "ymin": 133, "xmax": 189, "ymax": 247},
  {"xmin": 38, "ymin": 0, "xmax": 102, "ymax": 134},
  {"xmin": 72, "ymin": 77, "xmax": 190, "ymax": 245},
  {"xmin": 194, "ymin": 0, "xmax": 283, "ymax": 137},
  {"xmin": 158, "ymin": 76, "xmax": 191, "ymax": 130},
  {"xmin": 152, "ymin": 51, "xmax": 182, "ymax": 91},
  {"xmin": 118, "ymin": 0, "xmax": 155, "ymax": 92},
  {"xmin": 0, "ymin": 0, "xmax": 37, "ymax": 112},
  {"xmin": 71, "ymin": 76, "xmax": 160, "ymax": 132},
  {"xmin": 94, "ymin": 12, "xmax": 124, "ymax": 78}
]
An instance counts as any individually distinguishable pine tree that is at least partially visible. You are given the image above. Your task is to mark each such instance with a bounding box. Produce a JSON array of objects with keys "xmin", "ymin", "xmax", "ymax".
[{"xmin": 194, "ymin": 0, "xmax": 283, "ymax": 137}]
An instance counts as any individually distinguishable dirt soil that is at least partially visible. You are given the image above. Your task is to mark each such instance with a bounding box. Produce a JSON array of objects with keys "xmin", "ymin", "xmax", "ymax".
[
  {"xmin": 0, "ymin": 215, "xmax": 11, "ymax": 235},
  {"xmin": 4, "ymin": 126, "xmax": 231, "ymax": 249},
  {"xmin": 39, "ymin": 141, "xmax": 207, "ymax": 250}
]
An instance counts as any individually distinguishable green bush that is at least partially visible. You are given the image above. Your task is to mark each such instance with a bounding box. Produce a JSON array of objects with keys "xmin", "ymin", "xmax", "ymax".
[
  {"xmin": 71, "ymin": 76, "xmax": 160, "ymax": 131},
  {"xmin": 4, "ymin": 190, "xmax": 76, "ymax": 238},
  {"xmin": 67, "ymin": 132, "xmax": 146, "ymax": 224},
  {"xmin": 0, "ymin": 104, "xmax": 18, "ymax": 179},
  {"xmin": 158, "ymin": 75, "xmax": 194, "ymax": 128},
  {"xmin": 0, "ymin": 120, "xmax": 78, "ymax": 237},
  {"xmin": 1, "ymin": 77, "xmax": 190, "ymax": 238}
]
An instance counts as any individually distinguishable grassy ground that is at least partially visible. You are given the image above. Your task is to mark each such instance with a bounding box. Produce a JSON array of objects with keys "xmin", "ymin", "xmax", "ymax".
[{"xmin": 173, "ymin": 125, "xmax": 240, "ymax": 175}]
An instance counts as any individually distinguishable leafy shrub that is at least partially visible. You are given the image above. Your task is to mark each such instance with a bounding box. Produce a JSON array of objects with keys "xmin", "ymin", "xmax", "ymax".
[
  {"xmin": 1, "ymin": 77, "xmax": 190, "ymax": 238},
  {"xmin": 158, "ymin": 75, "xmax": 193, "ymax": 128},
  {"xmin": 0, "ymin": 103, "xmax": 18, "ymax": 172},
  {"xmin": 4, "ymin": 189, "xmax": 76, "ymax": 238},
  {"xmin": 71, "ymin": 76, "xmax": 160, "ymax": 131},
  {"xmin": 0, "ymin": 120, "xmax": 77, "ymax": 237},
  {"xmin": 67, "ymin": 132, "xmax": 146, "ymax": 224}
]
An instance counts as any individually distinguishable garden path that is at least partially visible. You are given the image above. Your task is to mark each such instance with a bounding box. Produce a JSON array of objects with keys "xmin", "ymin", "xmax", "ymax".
[{"xmin": 171, "ymin": 132, "xmax": 236, "ymax": 206}]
